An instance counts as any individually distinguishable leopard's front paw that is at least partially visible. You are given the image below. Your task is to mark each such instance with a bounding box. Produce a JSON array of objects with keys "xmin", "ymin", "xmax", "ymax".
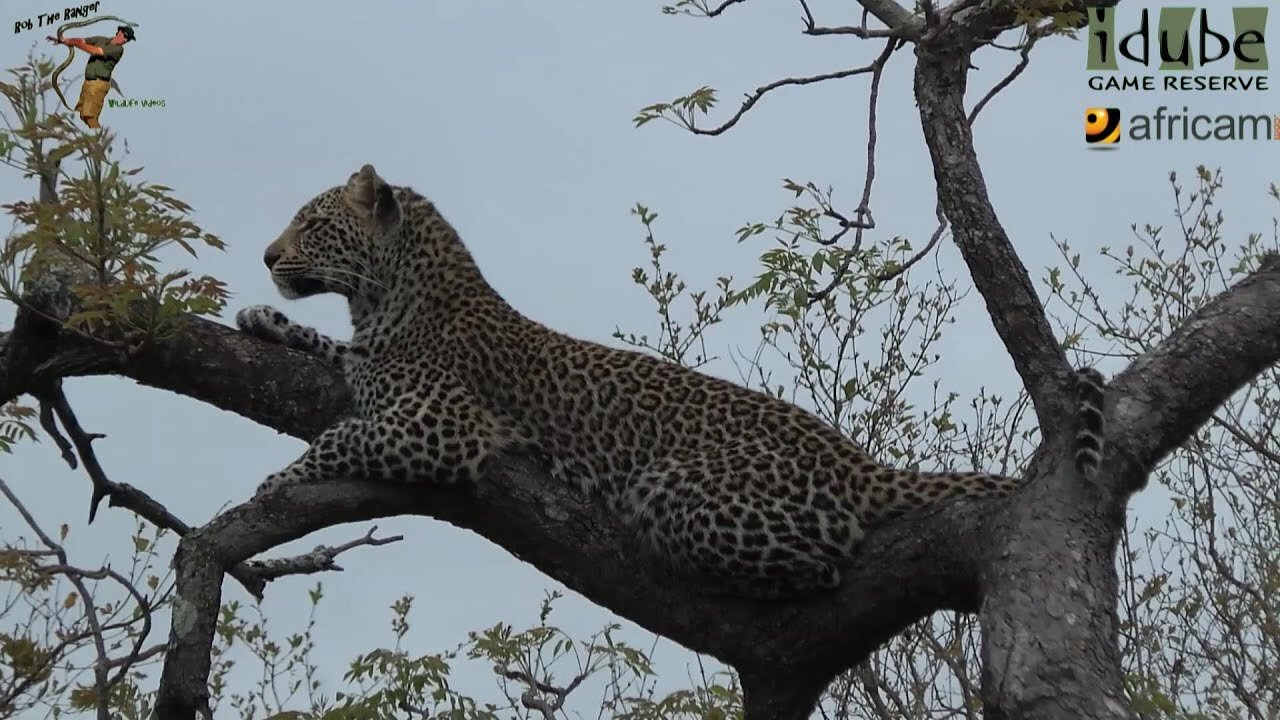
[{"xmin": 236, "ymin": 305, "xmax": 291, "ymax": 344}]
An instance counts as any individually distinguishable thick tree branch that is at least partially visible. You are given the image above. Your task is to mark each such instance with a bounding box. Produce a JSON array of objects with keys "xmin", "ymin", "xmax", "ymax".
[
  {"xmin": 2, "ymin": 309, "xmax": 1013, "ymax": 720},
  {"xmin": 908, "ymin": 16, "xmax": 1133, "ymax": 719},
  {"xmin": 7, "ymin": 345, "xmax": 382, "ymax": 599},
  {"xmin": 9, "ymin": 247, "xmax": 1280, "ymax": 720},
  {"xmin": 977, "ymin": 468, "xmax": 1131, "ymax": 720},
  {"xmin": 897, "ymin": 4, "xmax": 1277, "ymax": 718},
  {"xmin": 938, "ymin": 0, "xmax": 1121, "ymax": 43},
  {"xmin": 851, "ymin": 0, "xmax": 921, "ymax": 34},
  {"xmin": 150, "ymin": 399, "xmax": 1004, "ymax": 718},
  {"xmin": 913, "ymin": 40, "xmax": 1072, "ymax": 438},
  {"xmin": 799, "ymin": 0, "xmax": 915, "ymax": 39},
  {"xmin": 1106, "ymin": 253, "xmax": 1280, "ymax": 486},
  {"xmin": 147, "ymin": 443, "xmax": 998, "ymax": 720},
  {"xmin": 11, "ymin": 242, "xmax": 1279, "ymax": 720}
]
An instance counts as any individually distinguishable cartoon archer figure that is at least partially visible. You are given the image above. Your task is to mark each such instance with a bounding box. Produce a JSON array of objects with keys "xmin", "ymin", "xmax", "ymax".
[{"xmin": 45, "ymin": 24, "xmax": 136, "ymax": 129}]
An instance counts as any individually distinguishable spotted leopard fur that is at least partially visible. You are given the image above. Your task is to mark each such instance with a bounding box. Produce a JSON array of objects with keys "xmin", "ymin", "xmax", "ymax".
[{"xmin": 237, "ymin": 164, "xmax": 1109, "ymax": 600}]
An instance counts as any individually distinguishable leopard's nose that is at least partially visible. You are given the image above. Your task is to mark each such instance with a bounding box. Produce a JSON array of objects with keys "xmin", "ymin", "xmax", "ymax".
[{"xmin": 263, "ymin": 247, "xmax": 280, "ymax": 270}]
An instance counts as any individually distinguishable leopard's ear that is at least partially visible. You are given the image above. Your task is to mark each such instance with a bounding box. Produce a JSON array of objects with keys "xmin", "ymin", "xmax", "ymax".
[{"xmin": 344, "ymin": 163, "xmax": 401, "ymax": 233}]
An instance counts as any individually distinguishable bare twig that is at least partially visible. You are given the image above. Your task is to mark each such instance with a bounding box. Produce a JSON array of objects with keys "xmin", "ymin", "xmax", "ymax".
[
  {"xmin": 44, "ymin": 386, "xmax": 120, "ymax": 524},
  {"xmin": 0, "ymin": 611, "xmax": 156, "ymax": 711},
  {"xmin": 1210, "ymin": 414, "xmax": 1280, "ymax": 467},
  {"xmin": 855, "ymin": 663, "xmax": 902, "ymax": 718},
  {"xmin": 875, "ymin": 212, "xmax": 947, "ymax": 283},
  {"xmin": 809, "ymin": 37, "xmax": 898, "ymax": 305},
  {"xmin": 703, "ymin": 0, "xmax": 748, "ymax": 16},
  {"xmin": 968, "ymin": 31, "xmax": 1041, "ymax": 122},
  {"xmin": 506, "ymin": 669, "xmax": 590, "ymax": 720},
  {"xmin": 37, "ymin": 385, "xmax": 78, "ymax": 468},
  {"xmin": 662, "ymin": 0, "xmax": 750, "ymax": 17},
  {"xmin": 104, "ymin": 642, "xmax": 166, "ymax": 668},
  {"xmin": 41, "ymin": 562, "xmax": 159, "ymax": 691},
  {"xmin": 243, "ymin": 526, "xmax": 404, "ymax": 577},
  {"xmin": 799, "ymin": 0, "xmax": 904, "ymax": 38},
  {"xmin": 40, "ymin": 385, "xmax": 401, "ymax": 599},
  {"xmin": 688, "ymin": 60, "xmax": 893, "ymax": 137},
  {"xmin": 0, "ymin": 475, "xmax": 161, "ymax": 720}
]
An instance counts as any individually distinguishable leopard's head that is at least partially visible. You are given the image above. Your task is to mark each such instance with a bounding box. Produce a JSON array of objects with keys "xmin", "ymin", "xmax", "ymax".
[{"xmin": 262, "ymin": 164, "xmax": 403, "ymax": 302}]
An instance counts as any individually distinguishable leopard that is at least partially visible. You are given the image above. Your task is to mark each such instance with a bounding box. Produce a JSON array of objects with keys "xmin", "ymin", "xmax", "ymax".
[{"xmin": 235, "ymin": 163, "xmax": 1109, "ymax": 600}]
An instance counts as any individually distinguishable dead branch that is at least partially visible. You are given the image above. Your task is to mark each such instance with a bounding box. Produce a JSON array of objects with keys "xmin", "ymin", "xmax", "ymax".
[
  {"xmin": 0, "ymin": 475, "xmax": 161, "ymax": 720},
  {"xmin": 505, "ymin": 668, "xmax": 590, "ymax": 720},
  {"xmin": 242, "ymin": 526, "xmax": 404, "ymax": 577},
  {"xmin": 671, "ymin": 0, "xmax": 750, "ymax": 18},
  {"xmin": 799, "ymin": 0, "xmax": 906, "ymax": 39},
  {"xmin": 24, "ymin": 380, "xmax": 388, "ymax": 600},
  {"xmin": 689, "ymin": 60, "xmax": 896, "ymax": 137},
  {"xmin": 809, "ymin": 38, "xmax": 897, "ymax": 305}
]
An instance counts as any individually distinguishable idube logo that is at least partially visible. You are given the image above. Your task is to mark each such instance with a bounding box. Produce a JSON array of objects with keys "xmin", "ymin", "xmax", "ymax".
[{"xmin": 1085, "ymin": 6, "xmax": 1269, "ymax": 92}]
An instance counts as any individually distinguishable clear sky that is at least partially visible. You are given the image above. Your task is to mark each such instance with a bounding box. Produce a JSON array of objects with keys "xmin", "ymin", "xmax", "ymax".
[{"xmin": 1, "ymin": 0, "xmax": 1275, "ymax": 713}]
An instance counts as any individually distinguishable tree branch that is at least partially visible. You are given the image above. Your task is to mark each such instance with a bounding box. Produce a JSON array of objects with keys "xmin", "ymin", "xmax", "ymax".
[
  {"xmin": 505, "ymin": 668, "xmax": 590, "ymax": 720},
  {"xmin": 799, "ymin": 0, "xmax": 912, "ymax": 39},
  {"xmin": 895, "ymin": 5, "xmax": 1279, "ymax": 718},
  {"xmin": 242, "ymin": 525, "xmax": 404, "ymax": 577},
  {"xmin": 809, "ymin": 37, "xmax": 899, "ymax": 305},
  {"xmin": 938, "ymin": 0, "xmax": 1121, "ymax": 43},
  {"xmin": 0, "ymin": 308, "xmax": 1012, "ymax": 720},
  {"xmin": 148, "ymin": 431, "xmax": 1003, "ymax": 720},
  {"xmin": 12, "ymin": 243, "xmax": 1278, "ymax": 720},
  {"xmin": 690, "ymin": 60, "xmax": 894, "ymax": 137},
  {"xmin": 1106, "ymin": 253, "xmax": 1280, "ymax": 487},
  {"xmin": 21, "ymin": 372, "xmax": 385, "ymax": 599},
  {"xmin": 9, "ymin": 246, "xmax": 1280, "ymax": 720},
  {"xmin": 852, "ymin": 0, "xmax": 921, "ymax": 34},
  {"xmin": 672, "ymin": 0, "xmax": 750, "ymax": 18},
  {"xmin": 913, "ymin": 39, "xmax": 1072, "ymax": 438}
]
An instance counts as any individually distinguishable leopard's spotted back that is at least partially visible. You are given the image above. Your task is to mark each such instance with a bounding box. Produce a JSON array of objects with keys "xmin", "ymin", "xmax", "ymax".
[{"xmin": 249, "ymin": 164, "xmax": 1107, "ymax": 600}]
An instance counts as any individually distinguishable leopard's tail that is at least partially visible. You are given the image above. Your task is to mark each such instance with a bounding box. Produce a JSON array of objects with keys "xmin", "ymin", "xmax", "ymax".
[
  {"xmin": 1072, "ymin": 366, "xmax": 1107, "ymax": 479},
  {"xmin": 857, "ymin": 366, "xmax": 1110, "ymax": 528}
]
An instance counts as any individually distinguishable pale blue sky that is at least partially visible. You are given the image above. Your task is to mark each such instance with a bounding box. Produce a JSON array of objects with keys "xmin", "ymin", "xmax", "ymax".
[{"xmin": 2, "ymin": 0, "xmax": 1275, "ymax": 713}]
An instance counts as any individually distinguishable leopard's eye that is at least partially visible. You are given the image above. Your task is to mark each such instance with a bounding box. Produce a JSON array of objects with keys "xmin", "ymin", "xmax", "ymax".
[{"xmin": 299, "ymin": 217, "xmax": 332, "ymax": 234}]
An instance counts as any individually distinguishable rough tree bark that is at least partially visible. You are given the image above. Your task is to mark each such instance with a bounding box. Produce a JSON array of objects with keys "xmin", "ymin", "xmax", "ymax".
[
  {"xmin": 908, "ymin": 6, "xmax": 1279, "ymax": 716},
  {"xmin": 913, "ymin": 32, "xmax": 1137, "ymax": 717},
  {"xmin": 3, "ymin": 1, "xmax": 1277, "ymax": 719},
  {"xmin": 2, "ymin": 316, "xmax": 1003, "ymax": 719}
]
